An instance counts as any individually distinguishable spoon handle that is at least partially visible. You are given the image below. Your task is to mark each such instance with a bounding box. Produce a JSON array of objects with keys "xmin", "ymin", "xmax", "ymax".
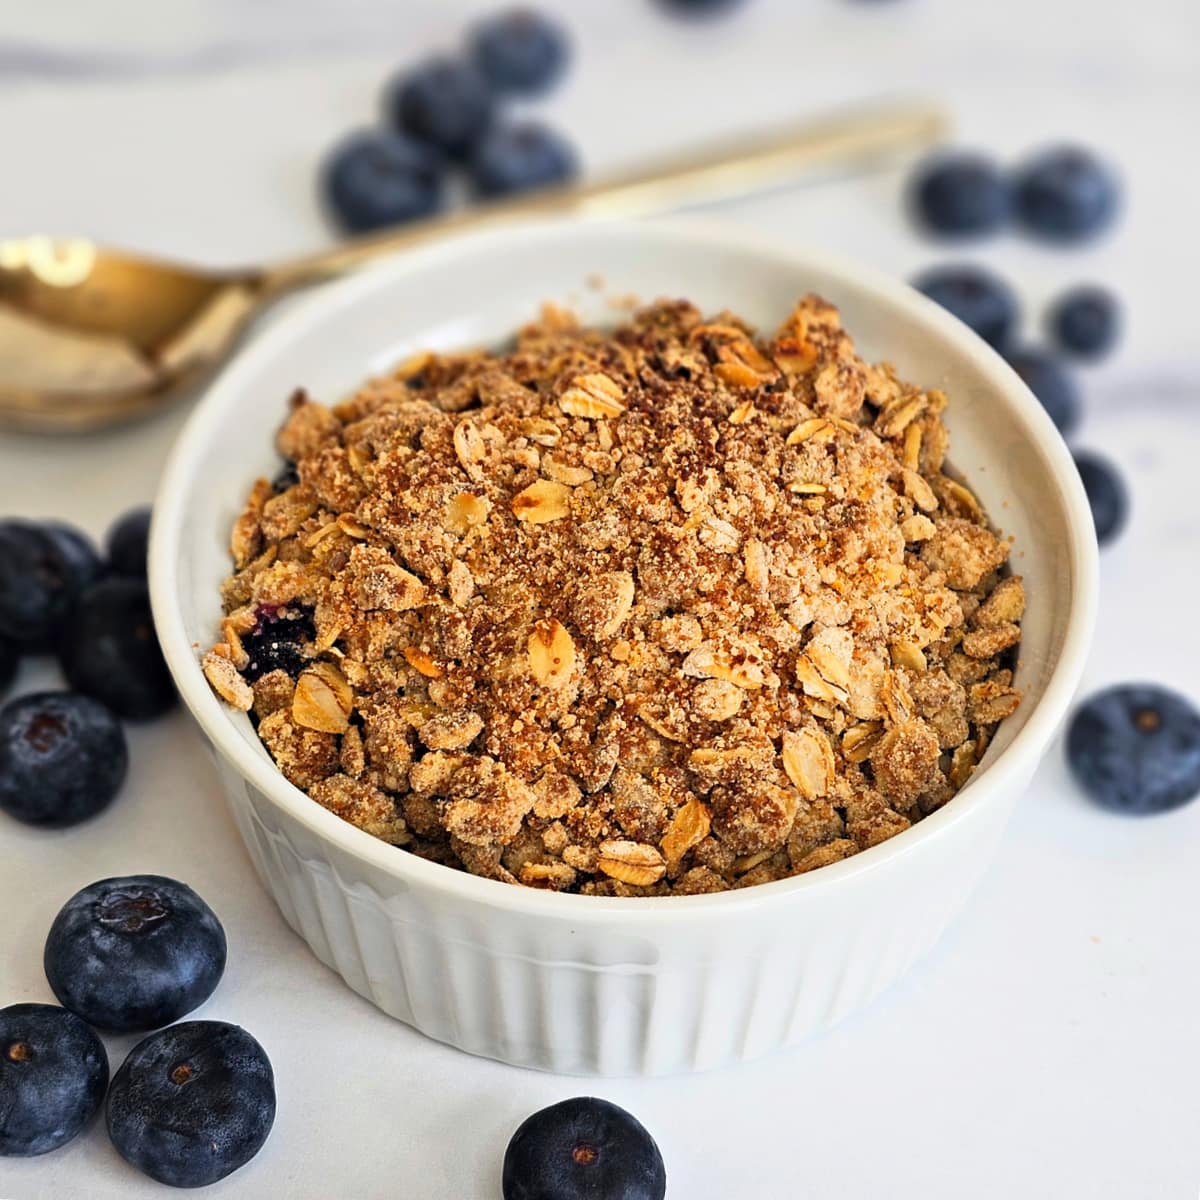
[{"xmin": 262, "ymin": 99, "xmax": 947, "ymax": 296}]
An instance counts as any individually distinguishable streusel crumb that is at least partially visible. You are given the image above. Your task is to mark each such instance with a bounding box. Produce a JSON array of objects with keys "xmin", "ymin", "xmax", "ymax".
[{"xmin": 205, "ymin": 295, "xmax": 1023, "ymax": 894}]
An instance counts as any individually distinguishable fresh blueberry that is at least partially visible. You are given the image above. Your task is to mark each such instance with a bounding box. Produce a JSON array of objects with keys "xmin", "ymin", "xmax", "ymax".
[
  {"xmin": 0, "ymin": 636, "xmax": 16, "ymax": 696},
  {"xmin": 58, "ymin": 577, "xmax": 176, "ymax": 720},
  {"xmin": 471, "ymin": 8, "xmax": 569, "ymax": 95},
  {"xmin": 912, "ymin": 264, "xmax": 1018, "ymax": 351},
  {"xmin": 1005, "ymin": 346, "xmax": 1081, "ymax": 436},
  {"xmin": 469, "ymin": 122, "xmax": 578, "ymax": 198},
  {"xmin": 1049, "ymin": 286, "xmax": 1120, "ymax": 360},
  {"xmin": 0, "ymin": 1004, "xmax": 108, "ymax": 1157},
  {"xmin": 44, "ymin": 523, "xmax": 103, "ymax": 592},
  {"xmin": 1067, "ymin": 684, "xmax": 1200, "ymax": 814},
  {"xmin": 106, "ymin": 506, "xmax": 152, "ymax": 579},
  {"xmin": 388, "ymin": 57, "xmax": 494, "ymax": 159},
  {"xmin": 241, "ymin": 604, "xmax": 315, "ymax": 681},
  {"xmin": 1074, "ymin": 450, "xmax": 1129, "ymax": 546},
  {"xmin": 323, "ymin": 130, "xmax": 445, "ymax": 234},
  {"xmin": 656, "ymin": 0, "xmax": 746, "ymax": 15},
  {"xmin": 0, "ymin": 521, "xmax": 79, "ymax": 649},
  {"xmin": 1013, "ymin": 145, "xmax": 1120, "ymax": 243},
  {"xmin": 911, "ymin": 151, "xmax": 1010, "ymax": 237},
  {"xmin": 503, "ymin": 1097, "xmax": 666, "ymax": 1200},
  {"xmin": 45, "ymin": 875, "xmax": 226, "ymax": 1033},
  {"xmin": 107, "ymin": 1021, "xmax": 275, "ymax": 1188},
  {"xmin": 0, "ymin": 692, "xmax": 127, "ymax": 828}
]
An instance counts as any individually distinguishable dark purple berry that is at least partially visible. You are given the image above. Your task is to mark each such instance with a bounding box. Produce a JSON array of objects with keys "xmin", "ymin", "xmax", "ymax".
[
  {"xmin": 388, "ymin": 57, "xmax": 494, "ymax": 159},
  {"xmin": 912, "ymin": 264, "xmax": 1018, "ymax": 351},
  {"xmin": 1013, "ymin": 145, "xmax": 1120, "ymax": 243},
  {"xmin": 323, "ymin": 130, "xmax": 445, "ymax": 234},
  {"xmin": 0, "ymin": 520, "xmax": 93, "ymax": 649},
  {"xmin": 0, "ymin": 636, "xmax": 16, "ymax": 696},
  {"xmin": 106, "ymin": 1021, "xmax": 275, "ymax": 1189},
  {"xmin": 1067, "ymin": 684, "xmax": 1200, "ymax": 814},
  {"xmin": 271, "ymin": 462, "xmax": 300, "ymax": 494},
  {"xmin": 469, "ymin": 122, "xmax": 578, "ymax": 198},
  {"xmin": 241, "ymin": 604, "xmax": 315, "ymax": 682},
  {"xmin": 471, "ymin": 8, "xmax": 569, "ymax": 95},
  {"xmin": 1006, "ymin": 346, "xmax": 1081, "ymax": 436},
  {"xmin": 58, "ymin": 577, "xmax": 176, "ymax": 720},
  {"xmin": 503, "ymin": 1097, "xmax": 666, "ymax": 1200},
  {"xmin": 0, "ymin": 1004, "xmax": 108, "ymax": 1157},
  {"xmin": 0, "ymin": 692, "xmax": 127, "ymax": 828},
  {"xmin": 911, "ymin": 151, "xmax": 1010, "ymax": 237},
  {"xmin": 1049, "ymin": 286, "xmax": 1120, "ymax": 360},
  {"xmin": 106, "ymin": 506, "xmax": 152, "ymax": 579},
  {"xmin": 45, "ymin": 875, "xmax": 227, "ymax": 1034},
  {"xmin": 1074, "ymin": 450, "xmax": 1129, "ymax": 546}
]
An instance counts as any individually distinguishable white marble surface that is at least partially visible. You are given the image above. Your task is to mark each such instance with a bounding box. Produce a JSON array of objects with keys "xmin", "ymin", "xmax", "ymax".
[{"xmin": 1, "ymin": 2, "xmax": 1198, "ymax": 1198}]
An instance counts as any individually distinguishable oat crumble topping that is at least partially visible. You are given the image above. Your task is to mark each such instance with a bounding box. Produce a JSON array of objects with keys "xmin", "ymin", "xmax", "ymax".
[{"xmin": 204, "ymin": 295, "xmax": 1023, "ymax": 895}]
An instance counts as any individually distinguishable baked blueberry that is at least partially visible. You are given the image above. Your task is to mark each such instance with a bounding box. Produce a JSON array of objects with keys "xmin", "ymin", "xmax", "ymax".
[
  {"xmin": 388, "ymin": 57, "xmax": 494, "ymax": 159},
  {"xmin": 0, "ymin": 521, "xmax": 77, "ymax": 648},
  {"xmin": 241, "ymin": 604, "xmax": 315, "ymax": 681},
  {"xmin": 502, "ymin": 1097, "xmax": 666, "ymax": 1200},
  {"xmin": 469, "ymin": 122, "xmax": 578, "ymax": 197},
  {"xmin": 0, "ymin": 1004, "xmax": 108, "ymax": 1157},
  {"xmin": 107, "ymin": 1021, "xmax": 275, "ymax": 1189},
  {"xmin": 0, "ymin": 636, "xmax": 16, "ymax": 696},
  {"xmin": 471, "ymin": 8, "xmax": 569, "ymax": 95},
  {"xmin": 105, "ymin": 506, "xmax": 152, "ymax": 579},
  {"xmin": 1066, "ymin": 684, "xmax": 1200, "ymax": 814},
  {"xmin": 1006, "ymin": 346, "xmax": 1081, "ymax": 436},
  {"xmin": 1049, "ymin": 285, "xmax": 1120, "ymax": 360},
  {"xmin": 911, "ymin": 151, "xmax": 1010, "ymax": 237},
  {"xmin": 323, "ymin": 130, "xmax": 445, "ymax": 234},
  {"xmin": 271, "ymin": 461, "xmax": 300, "ymax": 494},
  {"xmin": 45, "ymin": 875, "xmax": 227, "ymax": 1033},
  {"xmin": 0, "ymin": 692, "xmax": 127, "ymax": 827},
  {"xmin": 58, "ymin": 577, "xmax": 176, "ymax": 720},
  {"xmin": 1074, "ymin": 450, "xmax": 1129, "ymax": 546},
  {"xmin": 1013, "ymin": 145, "xmax": 1120, "ymax": 243},
  {"xmin": 912, "ymin": 264, "xmax": 1018, "ymax": 351}
]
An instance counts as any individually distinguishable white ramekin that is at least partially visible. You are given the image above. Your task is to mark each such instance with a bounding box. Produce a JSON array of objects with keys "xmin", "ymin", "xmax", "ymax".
[{"xmin": 150, "ymin": 219, "xmax": 1097, "ymax": 1077}]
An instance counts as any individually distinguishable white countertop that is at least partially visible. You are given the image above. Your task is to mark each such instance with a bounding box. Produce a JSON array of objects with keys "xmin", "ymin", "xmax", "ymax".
[{"xmin": 1, "ymin": 2, "xmax": 1198, "ymax": 1197}]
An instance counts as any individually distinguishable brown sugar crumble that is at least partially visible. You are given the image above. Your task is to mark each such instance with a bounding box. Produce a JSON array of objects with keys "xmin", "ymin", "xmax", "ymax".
[{"xmin": 204, "ymin": 295, "xmax": 1023, "ymax": 895}]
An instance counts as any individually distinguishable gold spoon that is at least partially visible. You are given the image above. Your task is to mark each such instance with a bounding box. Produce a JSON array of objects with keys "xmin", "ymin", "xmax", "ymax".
[{"xmin": 0, "ymin": 101, "xmax": 946, "ymax": 434}]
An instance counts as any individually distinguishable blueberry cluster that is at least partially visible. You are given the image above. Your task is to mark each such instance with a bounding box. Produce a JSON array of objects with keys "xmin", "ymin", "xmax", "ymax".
[
  {"xmin": 322, "ymin": 8, "xmax": 576, "ymax": 234},
  {"xmin": 0, "ymin": 508, "xmax": 175, "ymax": 830},
  {"xmin": 909, "ymin": 146, "xmax": 1128, "ymax": 548},
  {"xmin": 1, "ymin": 876, "xmax": 275, "ymax": 1188}
]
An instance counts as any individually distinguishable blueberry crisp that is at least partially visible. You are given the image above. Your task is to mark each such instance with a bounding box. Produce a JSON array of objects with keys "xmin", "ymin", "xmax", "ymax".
[{"xmin": 204, "ymin": 297, "xmax": 1023, "ymax": 894}]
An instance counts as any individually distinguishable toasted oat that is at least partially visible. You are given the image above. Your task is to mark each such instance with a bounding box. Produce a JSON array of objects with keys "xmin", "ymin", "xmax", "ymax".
[{"xmin": 511, "ymin": 478, "xmax": 571, "ymax": 524}]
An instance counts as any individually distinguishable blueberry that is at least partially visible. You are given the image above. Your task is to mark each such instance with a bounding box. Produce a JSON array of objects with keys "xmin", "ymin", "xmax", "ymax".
[
  {"xmin": 911, "ymin": 151, "xmax": 1010, "ymax": 237},
  {"xmin": 656, "ymin": 0, "xmax": 746, "ymax": 15},
  {"xmin": 107, "ymin": 1021, "xmax": 275, "ymax": 1189},
  {"xmin": 388, "ymin": 57, "xmax": 494, "ymax": 159},
  {"xmin": 502, "ymin": 1097, "xmax": 666, "ymax": 1200},
  {"xmin": 1066, "ymin": 684, "xmax": 1200, "ymax": 814},
  {"xmin": 912, "ymin": 264, "xmax": 1018, "ymax": 351},
  {"xmin": 0, "ymin": 692, "xmax": 127, "ymax": 828},
  {"xmin": 45, "ymin": 875, "xmax": 227, "ymax": 1033},
  {"xmin": 44, "ymin": 522, "xmax": 103, "ymax": 592},
  {"xmin": 58, "ymin": 577, "xmax": 176, "ymax": 720},
  {"xmin": 1004, "ymin": 346, "xmax": 1081, "ymax": 436},
  {"xmin": 471, "ymin": 8, "xmax": 569, "ymax": 95},
  {"xmin": 0, "ymin": 521, "xmax": 85, "ymax": 649},
  {"xmin": 0, "ymin": 636, "xmax": 16, "ymax": 696},
  {"xmin": 323, "ymin": 130, "xmax": 445, "ymax": 235},
  {"xmin": 1049, "ymin": 286, "xmax": 1120, "ymax": 360},
  {"xmin": 469, "ymin": 122, "xmax": 578, "ymax": 198},
  {"xmin": 1013, "ymin": 145, "xmax": 1120, "ymax": 243},
  {"xmin": 241, "ymin": 604, "xmax": 315, "ymax": 681},
  {"xmin": 0, "ymin": 1004, "xmax": 108, "ymax": 1157},
  {"xmin": 271, "ymin": 461, "xmax": 300, "ymax": 494},
  {"xmin": 106, "ymin": 506, "xmax": 152, "ymax": 579},
  {"xmin": 1074, "ymin": 450, "xmax": 1129, "ymax": 546}
]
